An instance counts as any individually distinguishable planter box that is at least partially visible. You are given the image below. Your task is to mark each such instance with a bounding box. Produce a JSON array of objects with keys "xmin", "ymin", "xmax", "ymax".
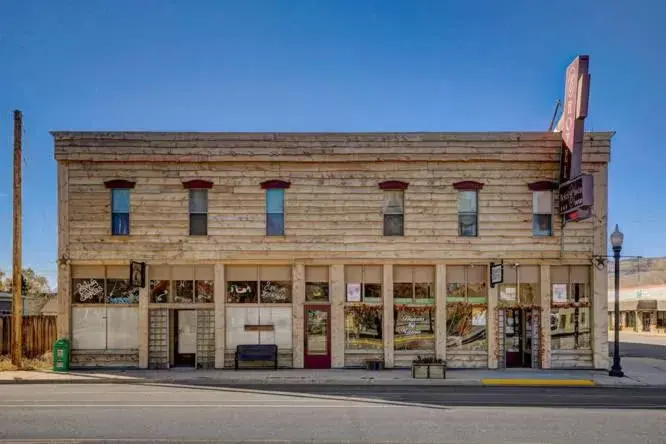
[{"xmin": 412, "ymin": 363, "xmax": 446, "ymax": 379}]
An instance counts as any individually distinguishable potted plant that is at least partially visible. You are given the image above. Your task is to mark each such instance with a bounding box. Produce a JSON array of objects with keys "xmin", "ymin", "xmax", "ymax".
[{"xmin": 411, "ymin": 355, "xmax": 446, "ymax": 379}]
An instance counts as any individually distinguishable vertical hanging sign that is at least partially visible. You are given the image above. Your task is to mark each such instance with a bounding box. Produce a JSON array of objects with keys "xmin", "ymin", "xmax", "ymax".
[{"xmin": 559, "ymin": 55, "xmax": 591, "ymax": 180}]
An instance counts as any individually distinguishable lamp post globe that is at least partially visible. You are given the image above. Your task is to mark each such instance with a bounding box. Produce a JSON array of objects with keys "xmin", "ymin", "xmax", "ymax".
[{"xmin": 609, "ymin": 224, "xmax": 624, "ymax": 377}]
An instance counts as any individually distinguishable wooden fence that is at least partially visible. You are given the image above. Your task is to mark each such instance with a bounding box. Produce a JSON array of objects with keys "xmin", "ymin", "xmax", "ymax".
[{"xmin": 0, "ymin": 316, "xmax": 57, "ymax": 358}]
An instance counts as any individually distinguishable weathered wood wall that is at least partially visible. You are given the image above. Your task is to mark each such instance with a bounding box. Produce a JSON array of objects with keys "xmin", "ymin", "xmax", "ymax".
[{"xmin": 56, "ymin": 131, "xmax": 611, "ymax": 264}]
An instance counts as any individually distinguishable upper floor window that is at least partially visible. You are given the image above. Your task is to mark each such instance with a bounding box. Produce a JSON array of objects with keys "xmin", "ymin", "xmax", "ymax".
[
  {"xmin": 261, "ymin": 180, "xmax": 290, "ymax": 236},
  {"xmin": 379, "ymin": 181, "xmax": 408, "ymax": 236},
  {"xmin": 529, "ymin": 181, "xmax": 556, "ymax": 237},
  {"xmin": 105, "ymin": 180, "xmax": 135, "ymax": 236},
  {"xmin": 183, "ymin": 180, "xmax": 213, "ymax": 236},
  {"xmin": 453, "ymin": 181, "xmax": 482, "ymax": 237}
]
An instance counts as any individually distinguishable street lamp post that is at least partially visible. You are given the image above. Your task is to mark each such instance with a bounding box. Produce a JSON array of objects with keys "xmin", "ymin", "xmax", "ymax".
[{"xmin": 609, "ymin": 224, "xmax": 624, "ymax": 377}]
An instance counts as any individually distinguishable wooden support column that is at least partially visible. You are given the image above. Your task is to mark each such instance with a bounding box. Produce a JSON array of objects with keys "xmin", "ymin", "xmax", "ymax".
[
  {"xmin": 592, "ymin": 164, "xmax": 610, "ymax": 369},
  {"xmin": 435, "ymin": 264, "xmax": 447, "ymax": 361},
  {"xmin": 56, "ymin": 162, "xmax": 71, "ymax": 341},
  {"xmin": 382, "ymin": 264, "xmax": 394, "ymax": 368},
  {"xmin": 487, "ymin": 282, "xmax": 499, "ymax": 369},
  {"xmin": 540, "ymin": 264, "xmax": 552, "ymax": 369},
  {"xmin": 330, "ymin": 265, "xmax": 345, "ymax": 368},
  {"xmin": 292, "ymin": 263, "xmax": 305, "ymax": 368},
  {"xmin": 214, "ymin": 264, "xmax": 226, "ymax": 368},
  {"xmin": 138, "ymin": 266, "xmax": 150, "ymax": 369}
]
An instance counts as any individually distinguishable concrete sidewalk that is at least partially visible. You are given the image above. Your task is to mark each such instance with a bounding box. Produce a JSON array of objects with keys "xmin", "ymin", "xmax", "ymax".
[{"xmin": 2, "ymin": 357, "xmax": 666, "ymax": 387}]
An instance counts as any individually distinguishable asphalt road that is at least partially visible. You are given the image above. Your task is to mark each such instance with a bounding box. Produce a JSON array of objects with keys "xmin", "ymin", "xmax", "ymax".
[
  {"xmin": 0, "ymin": 384, "xmax": 665, "ymax": 443},
  {"xmin": 609, "ymin": 332, "xmax": 666, "ymax": 359}
]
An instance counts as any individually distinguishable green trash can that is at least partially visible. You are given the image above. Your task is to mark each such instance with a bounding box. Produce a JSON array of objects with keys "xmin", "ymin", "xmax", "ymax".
[{"xmin": 53, "ymin": 338, "xmax": 70, "ymax": 372}]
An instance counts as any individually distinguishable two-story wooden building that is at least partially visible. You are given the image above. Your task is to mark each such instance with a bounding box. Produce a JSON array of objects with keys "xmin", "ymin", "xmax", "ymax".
[{"xmin": 54, "ymin": 131, "xmax": 612, "ymax": 370}]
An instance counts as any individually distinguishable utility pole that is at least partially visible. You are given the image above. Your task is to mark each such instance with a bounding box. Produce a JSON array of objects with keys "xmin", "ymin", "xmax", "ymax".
[{"xmin": 12, "ymin": 110, "xmax": 23, "ymax": 367}]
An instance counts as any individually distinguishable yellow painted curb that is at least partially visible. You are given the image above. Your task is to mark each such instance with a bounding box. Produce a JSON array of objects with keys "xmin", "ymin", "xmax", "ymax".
[{"xmin": 482, "ymin": 379, "xmax": 596, "ymax": 386}]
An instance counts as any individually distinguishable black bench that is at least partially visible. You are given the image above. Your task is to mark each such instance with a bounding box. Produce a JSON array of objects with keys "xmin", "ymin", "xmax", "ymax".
[{"xmin": 234, "ymin": 344, "xmax": 278, "ymax": 370}]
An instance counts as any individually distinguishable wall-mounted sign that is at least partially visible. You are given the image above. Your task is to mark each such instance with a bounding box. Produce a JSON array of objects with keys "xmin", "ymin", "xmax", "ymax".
[
  {"xmin": 559, "ymin": 174, "xmax": 594, "ymax": 218},
  {"xmin": 490, "ymin": 262, "xmax": 504, "ymax": 288},
  {"xmin": 129, "ymin": 261, "xmax": 146, "ymax": 288},
  {"xmin": 244, "ymin": 324, "xmax": 275, "ymax": 332},
  {"xmin": 346, "ymin": 283, "xmax": 361, "ymax": 302}
]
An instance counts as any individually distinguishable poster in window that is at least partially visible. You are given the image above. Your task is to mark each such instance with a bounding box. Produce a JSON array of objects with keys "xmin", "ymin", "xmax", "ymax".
[
  {"xmin": 500, "ymin": 286, "xmax": 517, "ymax": 302},
  {"xmin": 472, "ymin": 307, "xmax": 487, "ymax": 326},
  {"xmin": 553, "ymin": 284, "xmax": 568, "ymax": 303},
  {"xmin": 346, "ymin": 283, "xmax": 361, "ymax": 302}
]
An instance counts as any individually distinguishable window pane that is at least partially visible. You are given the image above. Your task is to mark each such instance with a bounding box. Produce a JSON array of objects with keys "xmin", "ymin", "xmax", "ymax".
[
  {"xmin": 111, "ymin": 189, "xmax": 130, "ymax": 212},
  {"xmin": 394, "ymin": 307, "xmax": 435, "ymax": 351},
  {"xmin": 533, "ymin": 191, "xmax": 553, "ymax": 214},
  {"xmin": 383, "ymin": 214, "xmax": 404, "ymax": 236},
  {"xmin": 363, "ymin": 283, "xmax": 382, "ymax": 302},
  {"xmin": 189, "ymin": 189, "xmax": 208, "ymax": 214},
  {"xmin": 174, "ymin": 280, "xmax": 194, "ymax": 303},
  {"xmin": 393, "ymin": 283, "xmax": 413, "ymax": 301},
  {"xmin": 150, "ymin": 280, "xmax": 170, "ymax": 303},
  {"xmin": 266, "ymin": 189, "xmax": 284, "ymax": 214},
  {"xmin": 305, "ymin": 283, "xmax": 329, "ymax": 301},
  {"xmin": 112, "ymin": 213, "xmax": 130, "ymax": 235},
  {"xmin": 447, "ymin": 283, "xmax": 466, "ymax": 301},
  {"xmin": 190, "ymin": 214, "xmax": 208, "ymax": 235},
  {"xmin": 383, "ymin": 190, "xmax": 404, "ymax": 214},
  {"xmin": 519, "ymin": 283, "xmax": 538, "ymax": 305},
  {"xmin": 344, "ymin": 307, "xmax": 383, "ymax": 350},
  {"xmin": 459, "ymin": 213, "xmax": 477, "ymax": 237},
  {"xmin": 266, "ymin": 213, "xmax": 284, "ymax": 236},
  {"xmin": 72, "ymin": 278, "xmax": 105, "ymax": 304},
  {"xmin": 260, "ymin": 281, "xmax": 292, "ymax": 303},
  {"xmin": 195, "ymin": 280, "xmax": 214, "ymax": 303},
  {"xmin": 106, "ymin": 279, "xmax": 139, "ymax": 304},
  {"xmin": 447, "ymin": 304, "xmax": 487, "ymax": 351},
  {"xmin": 227, "ymin": 281, "xmax": 258, "ymax": 303},
  {"xmin": 550, "ymin": 307, "xmax": 591, "ymax": 350},
  {"xmin": 533, "ymin": 214, "xmax": 553, "ymax": 236},
  {"xmin": 458, "ymin": 191, "xmax": 477, "ymax": 212},
  {"xmin": 414, "ymin": 283, "xmax": 433, "ymax": 301}
]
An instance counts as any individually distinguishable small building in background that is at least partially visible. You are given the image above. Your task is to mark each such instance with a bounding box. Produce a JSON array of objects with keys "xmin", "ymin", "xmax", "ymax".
[{"xmin": 609, "ymin": 299, "xmax": 666, "ymax": 334}]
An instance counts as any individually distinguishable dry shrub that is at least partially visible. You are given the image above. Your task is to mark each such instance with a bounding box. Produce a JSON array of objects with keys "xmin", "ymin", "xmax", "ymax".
[{"xmin": 0, "ymin": 351, "xmax": 52, "ymax": 371}]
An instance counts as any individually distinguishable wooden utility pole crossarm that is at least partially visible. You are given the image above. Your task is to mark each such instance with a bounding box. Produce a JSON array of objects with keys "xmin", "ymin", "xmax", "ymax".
[{"xmin": 12, "ymin": 109, "xmax": 23, "ymax": 367}]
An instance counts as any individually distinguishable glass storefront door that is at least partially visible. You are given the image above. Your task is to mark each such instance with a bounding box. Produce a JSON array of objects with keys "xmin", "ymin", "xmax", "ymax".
[{"xmin": 304, "ymin": 305, "xmax": 331, "ymax": 368}]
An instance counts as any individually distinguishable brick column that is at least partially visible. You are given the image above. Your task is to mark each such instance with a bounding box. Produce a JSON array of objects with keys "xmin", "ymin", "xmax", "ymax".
[
  {"xmin": 382, "ymin": 264, "xmax": 394, "ymax": 368},
  {"xmin": 487, "ymin": 282, "xmax": 499, "ymax": 369},
  {"xmin": 138, "ymin": 266, "xmax": 150, "ymax": 369},
  {"xmin": 540, "ymin": 264, "xmax": 551, "ymax": 369}
]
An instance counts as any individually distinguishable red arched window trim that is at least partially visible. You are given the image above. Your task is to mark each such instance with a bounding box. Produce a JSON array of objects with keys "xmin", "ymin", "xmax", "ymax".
[
  {"xmin": 182, "ymin": 179, "xmax": 214, "ymax": 189},
  {"xmin": 527, "ymin": 180, "xmax": 558, "ymax": 191},
  {"xmin": 261, "ymin": 180, "xmax": 291, "ymax": 189},
  {"xmin": 378, "ymin": 180, "xmax": 409, "ymax": 190},
  {"xmin": 452, "ymin": 180, "xmax": 484, "ymax": 191},
  {"xmin": 104, "ymin": 179, "xmax": 136, "ymax": 189}
]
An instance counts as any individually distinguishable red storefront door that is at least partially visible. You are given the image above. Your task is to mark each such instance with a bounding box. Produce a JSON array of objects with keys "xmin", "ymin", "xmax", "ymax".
[{"xmin": 304, "ymin": 305, "xmax": 331, "ymax": 369}]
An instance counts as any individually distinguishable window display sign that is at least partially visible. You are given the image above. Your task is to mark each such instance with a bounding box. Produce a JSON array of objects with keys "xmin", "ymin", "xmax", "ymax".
[
  {"xmin": 346, "ymin": 283, "xmax": 361, "ymax": 302},
  {"xmin": 552, "ymin": 284, "xmax": 568, "ymax": 303},
  {"xmin": 500, "ymin": 286, "xmax": 517, "ymax": 302},
  {"xmin": 472, "ymin": 307, "xmax": 487, "ymax": 326}
]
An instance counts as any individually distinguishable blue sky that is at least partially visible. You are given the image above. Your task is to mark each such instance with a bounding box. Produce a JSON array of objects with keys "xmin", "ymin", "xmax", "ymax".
[{"xmin": 1, "ymin": 0, "xmax": 664, "ymax": 287}]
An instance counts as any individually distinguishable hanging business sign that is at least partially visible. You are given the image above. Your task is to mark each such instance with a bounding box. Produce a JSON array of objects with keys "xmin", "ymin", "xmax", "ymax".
[
  {"xmin": 559, "ymin": 174, "xmax": 594, "ymax": 217},
  {"xmin": 490, "ymin": 262, "xmax": 504, "ymax": 288},
  {"xmin": 555, "ymin": 55, "xmax": 590, "ymax": 181},
  {"xmin": 129, "ymin": 261, "xmax": 146, "ymax": 288}
]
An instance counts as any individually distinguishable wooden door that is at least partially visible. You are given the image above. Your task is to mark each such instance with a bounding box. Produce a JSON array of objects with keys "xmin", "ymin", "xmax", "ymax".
[{"xmin": 304, "ymin": 305, "xmax": 331, "ymax": 369}]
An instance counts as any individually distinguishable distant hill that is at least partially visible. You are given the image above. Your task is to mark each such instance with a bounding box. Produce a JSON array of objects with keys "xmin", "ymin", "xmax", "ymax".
[{"xmin": 608, "ymin": 257, "xmax": 666, "ymax": 289}]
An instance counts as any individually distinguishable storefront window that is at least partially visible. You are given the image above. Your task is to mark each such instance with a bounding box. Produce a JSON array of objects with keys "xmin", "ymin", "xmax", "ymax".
[
  {"xmin": 393, "ymin": 266, "xmax": 434, "ymax": 304},
  {"xmin": 227, "ymin": 281, "xmax": 258, "ymax": 303},
  {"xmin": 394, "ymin": 306, "xmax": 435, "ymax": 351},
  {"xmin": 260, "ymin": 281, "xmax": 292, "ymax": 303},
  {"xmin": 174, "ymin": 280, "xmax": 194, "ymax": 303},
  {"xmin": 446, "ymin": 265, "xmax": 487, "ymax": 351},
  {"xmin": 195, "ymin": 280, "xmax": 214, "ymax": 303},
  {"xmin": 551, "ymin": 265, "xmax": 591, "ymax": 350},
  {"xmin": 344, "ymin": 306, "xmax": 383, "ymax": 350},
  {"xmin": 150, "ymin": 280, "xmax": 170, "ymax": 303},
  {"xmin": 345, "ymin": 265, "xmax": 382, "ymax": 303},
  {"xmin": 106, "ymin": 279, "xmax": 139, "ymax": 304},
  {"xmin": 72, "ymin": 278, "xmax": 105, "ymax": 304},
  {"xmin": 498, "ymin": 265, "xmax": 540, "ymax": 305}
]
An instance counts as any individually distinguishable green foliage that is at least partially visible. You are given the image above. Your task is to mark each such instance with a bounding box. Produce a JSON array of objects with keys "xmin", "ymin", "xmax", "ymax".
[{"xmin": 0, "ymin": 268, "xmax": 51, "ymax": 295}]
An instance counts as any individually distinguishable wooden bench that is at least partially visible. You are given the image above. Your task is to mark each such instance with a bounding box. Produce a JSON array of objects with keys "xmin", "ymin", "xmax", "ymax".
[{"xmin": 234, "ymin": 344, "xmax": 278, "ymax": 370}]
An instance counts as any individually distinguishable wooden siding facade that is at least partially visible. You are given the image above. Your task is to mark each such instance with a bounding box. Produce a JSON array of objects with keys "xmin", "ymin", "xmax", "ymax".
[{"xmin": 54, "ymin": 131, "xmax": 612, "ymax": 370}]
